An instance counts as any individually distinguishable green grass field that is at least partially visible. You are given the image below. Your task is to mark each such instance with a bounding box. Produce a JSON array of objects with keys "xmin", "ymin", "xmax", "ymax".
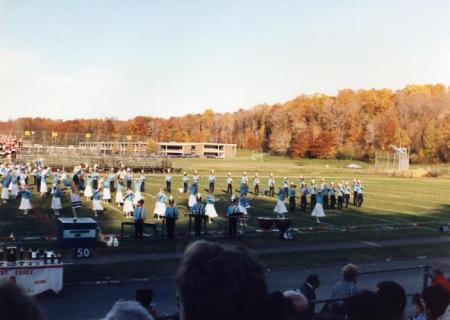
[{"xmin": 1, "ymin": 154, "xmax": 449, "ymax": 249}]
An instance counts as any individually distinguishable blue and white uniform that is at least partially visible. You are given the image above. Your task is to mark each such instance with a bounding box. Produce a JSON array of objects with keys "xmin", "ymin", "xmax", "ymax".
[
  {"xmin": 1, "ymin": 174, "xmax": 11, "ymax": 200},
  {"xmin": 165, "ymin": 174, "xmax": 172, "ymax": 193},
  {"xmin": 311, "ymin": 193, "xmax": 325, "ymax": 219},
  {"xmin": 51, "ymin": 185, "xmax": 63, "ymax": 210},
  {"xmin": 205, "ymin": 194, "xmax": 218, "ymax": 218},
  {"xmin": 19, "ymin": 189, "xmax": 32, "ymax": 212},
  {"xmin": 273, "ymin": 189, "xmax": 288, "ymax": 217},
  {"xmin": 238, "ymin": 194, "xmax": 250, "ymax": 215},
  {"xmin": 123, "ymin": 190, "xmax": 134, "ymax": 214},
  {"xmin": 9, "ymin": 174, "xmax": 19, "ymax": 198},
  {"xmin": 208, "ymin": 174, "xmax": 215, "ymax": 193},
  {"xmin": 84, "ymin": 174, "xmax": 93, "ymax": 198},
  {"xmin": 154, "ymin": 191, "xmax": 167, "ymax": 217},
  {"xmin": 188, "ymin": 183, "xmax": 198, "ymax": 208},
  {"xmin": 103, "ymin": 176, "xmax": 111, "ymax": 200},
  {"xmin": 116, "ymin": 182, "xmax": 124, "ymax": 205},
  {"xmin": 40, "ymin": 169, "xmax": 49, "ymax": 194},
  {"xmin": 92, "ymin": 189, "xmax": 103, "ymax": 211},
  {"xmin": 70, "ymin": 180, "xmax": 82, "ymax": 210},
  {"xmin": 192, "ymin": 174, "xmax": 199, "ymax": 187},
  {"xmin": 182, "ymin": 174, "xmax": 189, "ymax": 193},
  {"xmin": 133, "ymin": 180, "xmax": 143, "ymax": 205}
]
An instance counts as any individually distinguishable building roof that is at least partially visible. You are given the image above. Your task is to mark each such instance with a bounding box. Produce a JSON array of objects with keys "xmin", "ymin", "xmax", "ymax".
[{"xmin": 159, "ymin": 142, "xmax": 236, "ymax": 146}]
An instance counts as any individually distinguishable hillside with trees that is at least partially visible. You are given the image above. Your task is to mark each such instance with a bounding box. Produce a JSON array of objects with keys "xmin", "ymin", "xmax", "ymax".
[{"xmin": 1, "ymin": 84, "xmax": 449, "ymax": 162}]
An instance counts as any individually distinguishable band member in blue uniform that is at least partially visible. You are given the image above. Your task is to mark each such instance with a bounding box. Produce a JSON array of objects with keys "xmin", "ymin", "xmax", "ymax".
[
  {"xmin": 92, "ymin": 167, "xmax": 99, "ymax": 190},
  {"xmin": 320, "ymin": 180, "xmax": 328, "ymax": 209},
  {"xmin": 344, "ymin": 182, "xmax": 350, "ymax": 208},
  {"xmin": 133, "ymin": 199, "xmax": 147, "ymax": 240},
  {"xmin": 123, "ymin": 187, "xmax": 134, "ymax": 218},
  {"xmin": 299, "ymin": 175, "xmax": 305, "ymax": 187},
  {"xmin": 19, "ymin": 184, "xmax": 32, "ymax": 215},
  {"xmin": 35, "ymin": 167, "xmax": 41, "ymax": 193},
  {"xmin": 165, "ymin": 196, "xmax": 179, "ymax": 240},
  {"xmin": 273, "ymin": 187, "xmax": 288, "ymax": 218},
  {"xmin": 240, "ymin": 178, "xmax": 249, "ymax": 195},
  {"xmin": 188, "ymin": 182, "xmax": 198, "ymax": 208},
  {"xmin": 51, "ymin": 181, "xmax": 63, "ymax": 216},
  {"xmin": 109, "ymin": 168, "xmax": 116, "ymax": 192},
  {"xmin": 300, "ymin": 183, "xmax": 309, "ymax": 212},
  {"xmin": 92, "ymin": 188, "xmax": 103, "ymax": 217},
  {"xmin": 154, "ymin": 188, "xmax": 167, "ymax": 220},
  {"xmin": 208, "ymin": 170, "xmax": 215, "ymax": 193},
  {"xmin": 310, "ymin": 182, "xmax": 317, "ymax": 211},
  {"xmin": 125, "ymin": 168, "xmax": 133, "ymax": 189},
  {"xmin": 205, "ymin": 192, "xmax": 218, "ymax": 223},
  {"xmin": 227, "ymin": 197, "xmax": 240, "ymax": 237},
  {"xmin": 356, "ymin": 180, "xmax": 364, "ymax": 207},
  {"xmin": 1, "ymin": 172, "xmax": 11, "ymax": 204},
  {"xmin": 253, "ymin": 173, "xmax": 260, "ymax": 196},
  {"xmin": 288, "ymin": 183, "xmax": 296, "ymax": 213},
  {"xmin": 40, "ymin": 167, "xmax": 49, "ymax": 197},
  {"xmin": 329, "ymin": 182, "xmax": 336, "ymax": 210},
  {"xmin": 192, "ymin": 170, "xmax": 199, "ymax": 188},
  {"xmin": 226, "ymin": 172, "xmax": 233, "ymax": 194},
  {"xmin": 352, "ymin": 179, "xmax": 358, "ymax": 206},
  {"xmin": 268, "ymin": 173, "xmax": 275, "ymax": 197},
  {"xmin": 165, "ymin": 169, "xmax": 172, "ymax": 193},
  {"xmin": 70, "ymin": 174, "xmax": 82, "ymax": 220},
  {"xmin": 240, "ymin": 172, "xmax": 248, "ymax": 194},
  {"xmin": 139, "ymin": 170, "xmax": 145, "ymax": 192},
  {"xmin": 283, "ymin": 177, "xmax": 289, "ymax": 199},
  {"xmin": 116, "ymin": 180, "xmax": 124, "ymax": 206},
  {"xmin": 182, "ymin": 172, "xmax": 189, "ymax": 193},
  {"xmin": 311, "ymin": 191, "xmax": 325, "ymax": 223},
  {"xmin": 337, "ymin": 183, "xmax": 344, "ymax": 210},
  {"xmin": 84, "ymin": 169, "xmax": 93, "ymax": 201},
  {"xmin": 191, "ymin": 193, "xmax": 206, "ymax": 236}
]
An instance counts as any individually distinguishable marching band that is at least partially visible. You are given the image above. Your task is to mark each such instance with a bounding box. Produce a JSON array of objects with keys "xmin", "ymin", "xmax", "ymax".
[{"xmin": 0, "ymin": 161, "xmax": 366, "ymax": 239}]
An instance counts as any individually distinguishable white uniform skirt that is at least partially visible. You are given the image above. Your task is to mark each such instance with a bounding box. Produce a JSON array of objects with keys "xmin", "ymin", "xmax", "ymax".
[
  {"xmin": 273, "ymin": 200, "xmax": 288, "ymax": 214},
  {"xmin": 238, "ymin": 205, "xmax": 250, "ymax": 215},
  {"xmin": 93, "ymin": 199, "xmax": 103, "ymax": 211},
  {"xmin": 123, "ymin": 199, "xmax": 133, "ymax": 213},
  {"xmin": 70, "ymin": 193, "xmax": 82, "ymax": 209},
  {"xmin": 188, "ymin": 194, "xmax": 197, "ymax": 208},
  {"xmin": 51, "ymin": 197, "xmax": 62, "ymax": 210},
  {"xmin": 10, "ymin": 184, "xmax": 19, "ymax": 197},
  {"xmin": 40, "ymin": 181, "xmax": 48, "ymax": 193},
  {"xmin": 205, "ymin": 203, "xmax": 218, "ymax": 218},
  {"xmin": 116, "ymin": 191, "xmax": 124, "ymax": 204},
  {"xmin": 84, "ymin": 185, "xmax": 93, "ymax": 198},
  {"xmin": 1, "ymin": 188, "xmax": 9, "ymax": 200},
  {"xmin": 154, "ymin": 202, "xmax": 166, "ymax": 217},
  {"xmin": 311, "ymin": 203, "xmax": 325, "ymax": 217},
  {"xmin": 19, "ymin": 198, "xmax": 32, "ymax": 210},
  {"xmin": 103, "ymin": 188, "xmax": 111, "ymax": 200},
  {"xmin": 133, "ymin": 191, "xmax": 142, "ymax": 205}
]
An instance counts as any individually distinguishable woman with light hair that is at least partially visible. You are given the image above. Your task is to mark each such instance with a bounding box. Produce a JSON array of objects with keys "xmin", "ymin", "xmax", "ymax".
[
  {"xmin": 103, "ymin": 300, "xmax": 153, "ymax": 320},
  {"xmin": 331, "ymin": 263, "xmax": 361, "ymax": 300}
]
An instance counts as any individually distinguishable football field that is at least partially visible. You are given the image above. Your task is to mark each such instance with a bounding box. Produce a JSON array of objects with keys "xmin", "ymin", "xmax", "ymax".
[{"xmin": 1, "ymin": 154, "xmax": 449, "ymax": 249}]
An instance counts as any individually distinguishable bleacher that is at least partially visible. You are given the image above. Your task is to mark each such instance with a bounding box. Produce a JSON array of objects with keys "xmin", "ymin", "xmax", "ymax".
[
  {"xmin": 0, "ymin": 134, "xmax": 21, "ymax": 160},
  {"xmin": 18, "ymin": 145, "xmax": 173, "ymax": 172}
]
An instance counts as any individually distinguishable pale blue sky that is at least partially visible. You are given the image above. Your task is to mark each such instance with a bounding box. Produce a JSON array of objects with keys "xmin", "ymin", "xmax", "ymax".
[{"xmin": 0, "ymin": 0, "xmax": 449, "ymax": 120}]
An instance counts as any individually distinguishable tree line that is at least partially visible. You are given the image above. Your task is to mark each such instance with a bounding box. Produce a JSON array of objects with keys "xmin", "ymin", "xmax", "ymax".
[{"xmin": 1, "ymin": 84, "xmax": 449, "ymax": 162}]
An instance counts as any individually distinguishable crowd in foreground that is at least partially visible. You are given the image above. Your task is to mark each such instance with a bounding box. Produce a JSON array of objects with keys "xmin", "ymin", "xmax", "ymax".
[{"xmin": 1, "ymin": 240, "xmax": 450, "ymax": 320}]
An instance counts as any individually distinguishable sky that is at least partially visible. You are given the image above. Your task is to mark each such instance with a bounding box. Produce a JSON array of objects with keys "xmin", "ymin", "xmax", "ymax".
[{"xmin": 0, "ymin": 0, "xmax": 449, "ymax": 120}]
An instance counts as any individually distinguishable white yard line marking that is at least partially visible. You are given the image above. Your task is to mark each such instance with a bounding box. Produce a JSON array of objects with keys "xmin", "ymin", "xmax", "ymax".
[{"xmin": 361, "ymin": 241, "xmax": 381, "ymax": 247}]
